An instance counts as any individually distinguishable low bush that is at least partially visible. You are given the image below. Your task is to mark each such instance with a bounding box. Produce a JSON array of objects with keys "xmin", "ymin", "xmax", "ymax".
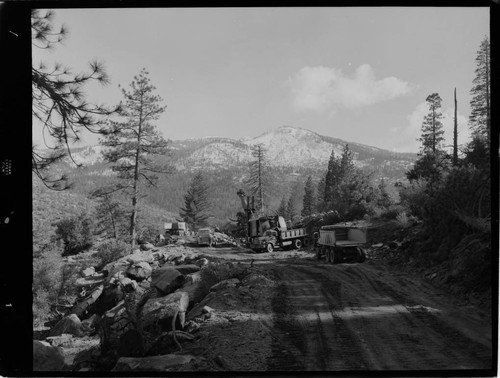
[
  {"xmin": 97, "ymin": 239, "xmax": 130, "ymax": 267},
  {"xmin": 33, "ymin": 248, "xmax": 64, "ymax": 326},
  {"xmin": 54, "ymin": 212, "xmax": 95, "ymax": 256}
]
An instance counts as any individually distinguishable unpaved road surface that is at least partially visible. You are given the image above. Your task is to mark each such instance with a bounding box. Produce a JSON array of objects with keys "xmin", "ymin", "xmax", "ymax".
[
  {"xmin": 261, "ymin": 259, "xmax": 493, "ymax": 371},
  {"xmin": 192, "ymin": 246, "xmax": 493, "ymax": 371}
]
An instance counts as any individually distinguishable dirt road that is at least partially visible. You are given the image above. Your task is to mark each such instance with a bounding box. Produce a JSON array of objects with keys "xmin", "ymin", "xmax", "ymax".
[
  {"xmin": 173, "ymin": 246, "xmax": 493, "ymax": 372},
  {"xmin": 259, "ymin": 259, "xmax": 493, "ymax": 371}
]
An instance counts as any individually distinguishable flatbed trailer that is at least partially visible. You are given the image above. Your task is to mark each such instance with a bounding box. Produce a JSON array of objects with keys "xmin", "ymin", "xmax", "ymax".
[{"xmin": 314, "ymin": 224, "xmax": 367, "ymax": 264}]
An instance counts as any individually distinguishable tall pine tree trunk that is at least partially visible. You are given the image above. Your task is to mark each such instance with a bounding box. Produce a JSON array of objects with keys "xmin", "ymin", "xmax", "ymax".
[
  {"xmin": 453, "ymin": 88, "xmax": 458, "ymax": 166},
  {"xmin": 130, "ymin": 107, "xmax": 144, "ymax": 249},
  {"xmin": 485, "ymin": 48, "xmax": 490, "ymax": 143}
]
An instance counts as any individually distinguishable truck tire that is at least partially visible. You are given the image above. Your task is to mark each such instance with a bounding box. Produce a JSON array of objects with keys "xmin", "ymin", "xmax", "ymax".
[
  {"xmin": 294, "ymin": 239, "xmax": 302, "ymax": 250},
  {"xmin": 266, "ymin": 243, "xmax": 274, "ymax": 253},
  {"xmin": 315, "ymin": 248, "xmax": 321, "ymax": 260},
  {"xmin": 328, "ymin": 248, "xmax": 335, "ymax": 264},
  {"xmin": 357, "ymin": 247, "xmax": 366, "ymax": 263},
  {"xmin": 331, "ymin": 248, "xmax": 341, "ymax": 264}
]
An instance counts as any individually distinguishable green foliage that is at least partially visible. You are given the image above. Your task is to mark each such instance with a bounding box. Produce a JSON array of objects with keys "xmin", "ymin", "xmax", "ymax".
[
  {"xmin": 245, "ymin": 144, "xmax": 272, "ymax": 212},
  {"xmin": 101, "ymin": 68, "xmax": 171, "ymax": 247},
  {"xmin": 469, "ymin": 36, "xmax": 490, "ymax": 141},
  {"xmin": 301, "ymin": 176, "xmax": 316, "ymax": 217},
  {"xmin": 97, "ymin": 239, "xmax": 131, "ymax": 266},
  {"xmin": 33, "ymin": 248, "xmax": 64, "ymax": 325},
  {"xmin": 179, "ymin": 171, "xmax": 212, "ymax": 230},
  {"xmin": 32, "ymin": 10, "xmax": 118, "ymax": 190},
  {"xmin": 91, "ymin": 191, "xmax": 129, "ymax": 239},
  {"xmin": 406, "ymin": 152, "xmax": 448, "ymax": 183},
  {"xmin": 54, "ymin": 212, "xmax": 95, "ymax": 256},
  {"xmin": 418, "ymin": 93, "xmax": 445, "ymax": 155}
]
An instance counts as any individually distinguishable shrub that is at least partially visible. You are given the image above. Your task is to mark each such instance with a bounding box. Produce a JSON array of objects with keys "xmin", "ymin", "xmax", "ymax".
[
  {"xmin": 33, "ymin": 248, "xmax": 64, "ymax": 325},
  {"xmin": 54, "ymin": 213, "xmax": 95, "ymax": 256},
  {"xmin": 97, "ymin": 239, "xmax": 130, "ymax": 266}
]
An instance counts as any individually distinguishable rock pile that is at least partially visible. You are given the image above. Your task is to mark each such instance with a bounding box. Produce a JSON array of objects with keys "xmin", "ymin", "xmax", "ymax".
[{"xmin": 33, "ymin": 242, "xmax": 211, "ymax": 372}]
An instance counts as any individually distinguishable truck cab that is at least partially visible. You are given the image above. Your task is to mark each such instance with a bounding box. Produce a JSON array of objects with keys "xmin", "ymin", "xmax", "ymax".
[{"xmin": 197, "ymin": 228, "xmax": 216, "ymax": 247}]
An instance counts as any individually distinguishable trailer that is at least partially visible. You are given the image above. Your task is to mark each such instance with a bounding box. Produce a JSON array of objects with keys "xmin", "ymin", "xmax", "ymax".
[{"xmin": 314, "ymin": 224, "xmax": 367, "ymax": 264}]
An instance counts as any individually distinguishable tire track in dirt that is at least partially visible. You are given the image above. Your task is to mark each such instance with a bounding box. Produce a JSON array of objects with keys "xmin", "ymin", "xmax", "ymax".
[{"xmin": 263, "ymin": 261, "xmax": 492, "ymax": 371}]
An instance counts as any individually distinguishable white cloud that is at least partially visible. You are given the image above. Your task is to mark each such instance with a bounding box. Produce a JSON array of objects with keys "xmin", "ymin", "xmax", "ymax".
[
  {"xmin": 391, "ymin": 102, "xmax": 470, "ymax": 153},
  {"xmin": 288, "ymin": 64, "xmax": 411, "ymax": 112}
]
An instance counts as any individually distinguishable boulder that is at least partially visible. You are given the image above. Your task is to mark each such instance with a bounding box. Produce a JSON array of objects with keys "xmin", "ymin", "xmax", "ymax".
[
  {"xmin": 140, "ymin": 242, "xmax": 155, "ymax": 251},
  {"xmin": 72, "ymin": 345, "xmax": 101, "ymax": 371},
  {"xmin": 127, "ymin": 261, "xmax": 153, "ymax": 281},
  {"xmin": 118, "ymin": 277, "xmax": 139, "ymax": 292},
  {"xmin": 81, "ymin": 267, "xmax": 95, "ymax": 277},
  {"xmin": 45, "ymin": 333, "xmax": 73, "ymax": 347},
  {"xmin": 142, "ymin": 291, "xmax": 190, "ymax": 331},
  {"xmin": 126, "ymin": 250, "xmax": 154, "ymax": 264},
  {"xmin": 151, "ymin": 266, "xmax": 185, "ymax": 295},
  {"xmin": 75, "ymin": 275, "xmax": 106, "ymax": 288},
  {"xmin": 172, "ymin": 255, "xmax": 186, "ymax": 265},
  {"xmin": 209, "ymin": 278, "xmax": 240, "ymax": 292},
  {"xmin": 195, "ymin": 258, "xmax": 209, "ymax": 267},
  {"xmin": 185, "ymin": 271, "xmax": 201, "ymax": 285},
  {"xmin": 174, "ymin": 264, "xmax": 200, "ymax": 275},
  {"xmin": 102, "ymin": 259, "xmax": 130, "ymax": 281},
  {"xmin": 112, "ymin": 354, "xmax": 195, "ymax": 371},
  {"xmin": 47, "ymin": 314, "xmax": 83, "ymax": 337},
  {"xmin": 94, "ymin": 285, "xmax": 124, "ymax": 315},
  {"xmin": 81, "ymin": 314, "xmax": 99, "ymax": 334},
  {"xmin": 33, "ymin": 340, "xmax": 66, "ymax": 371}
]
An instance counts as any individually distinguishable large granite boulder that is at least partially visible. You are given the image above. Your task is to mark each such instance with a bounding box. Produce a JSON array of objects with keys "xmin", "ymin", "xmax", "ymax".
[
  {"xmin": 112, "ymin": 354, "xmax": 195, "ymax": 371},
  {"xmin": 151, "ymin": 266, "xmax": 185, "ymax": 295},
  {"xmin": 141, "ymin": 291, "xmax": 189, "ymax": 331},
  {"xmin": 174, "ymin": 264, "xmax": 200, "ymax": 275},
  {"xmin": 127, "ymin": 261, "xmax": 152, "ymax": 281},
  {"xmin": 46, "ymin": 313, "xmax": 83, "ymax": 337},
  {"xmin": 33, "ymin": 340, "xmax": 66, "ymax": 371}
]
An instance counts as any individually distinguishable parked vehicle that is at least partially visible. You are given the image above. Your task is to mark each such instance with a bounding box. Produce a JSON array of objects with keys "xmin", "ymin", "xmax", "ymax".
[
  {"xmin": 197, "ymin": 228, "xmax": 216, "ymax": 247},
  {"xmin": 164, "ymin": 222, "xmax": 188, "ymax": 236},
  {"xmin": 314, "ymin": 223, "xmax": 367, "ymax": 263},
  {"xmin": 247, "ymin": 215, "xmax": 307, "ymax": 252},
  {"xmin": 236, "ymin": 189, "xmax": 307, "ymax": 252}
]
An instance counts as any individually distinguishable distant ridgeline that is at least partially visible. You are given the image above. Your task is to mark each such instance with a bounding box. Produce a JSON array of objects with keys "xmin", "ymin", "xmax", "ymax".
[{"xmin": 39, "ymin": 126, "xmax": 416, "ymax": 226}]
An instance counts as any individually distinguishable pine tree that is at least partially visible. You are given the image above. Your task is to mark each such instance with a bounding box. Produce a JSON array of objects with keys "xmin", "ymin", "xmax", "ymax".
[
  {"xmin": 418, "ymin": 93, "xmax": 445, "ymax": 155},
  {"xmin": 453, "ymin": 88, "xmax": 458, "ymax": 166},
  {"xmin": 324, "ymin": 149, "xmax": 340, "ymax": 204},
  {"xmin": 245, "ymin": 144, "xmax": 270, "ymax": 213},
  {"xmin": 286, "ymin": 196, "xmax": 296, "ymax": 222},
  {"xmin": 316, "ymin": 175, "xmax": 326, "ymax": 211},
  {"xmin": 469, "ymin": 36, "xmax": 490, "ymax": 143},
  {"xmin": 90, "ymin": 190, "xmax": 128, "ymax": 239},
  {"xmin": 301, "ymin": 176, "xmax": 316, "ymax": 217},
  {"xmin": 180, "ymin": 172, "xmax": 212, "ymax": 230},
  {"xmin": 101, "ymin": 69, "xmax": 171, "ymax": 248},
  {"xmin": 32, "ymin": 9, "xmax": 118, "ymax": 190},
  {"xmin": 277, "ymin": 196, "xmax": 287, "ymax": 216}
]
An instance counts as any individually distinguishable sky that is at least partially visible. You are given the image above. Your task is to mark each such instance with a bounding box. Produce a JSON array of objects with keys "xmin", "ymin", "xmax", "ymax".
[{"xmin": 32, "ymin": 7, "xmax": 490, "ymax": 153}]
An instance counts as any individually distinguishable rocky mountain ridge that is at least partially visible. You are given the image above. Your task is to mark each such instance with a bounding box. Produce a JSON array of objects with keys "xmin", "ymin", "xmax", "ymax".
[{"xmin": 65, "ymin": 125, "xmax": 416, "ymax": 176}]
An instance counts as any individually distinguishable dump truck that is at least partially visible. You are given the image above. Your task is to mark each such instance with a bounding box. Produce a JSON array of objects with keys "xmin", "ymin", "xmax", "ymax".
[
  {"xmin": 164, "ymin": 222, "xmax": 188, "ymax": 236},
  {"xmin": 236, "ymin": 189, "xmax": 307, "ymax": 252},
  {"xmin": 197, "ymin": 228, "xmax": 216, "ymax": 247},
  {"xmin": 314, "ymin": 223, "xmax": 367, "ymax": 263},
  {"xmin": 248, "ymin": 215, "xmax": 307, "ymax": 252}
]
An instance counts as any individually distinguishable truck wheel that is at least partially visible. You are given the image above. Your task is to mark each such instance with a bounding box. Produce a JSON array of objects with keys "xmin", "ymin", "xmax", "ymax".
[
  {"xmin": 266, "ymin": 243, "xmax": 274, "ymax": 253},
  {"xmin": 294, "ymin": 239, "xmax": 302, "ymax": 250},
  {"xmin": 357, "ymin": 247, "xmax": 366, "ymax": 263},
  {"xmin": 328, "ymin": 248, "xmax": 335, "ymax": 264},
  {"xmin": 331, "ymin": 248, "xmax": 339, "ymax": 264},
  {"xmin": 316, "ymin": 248, "xmax": 321, "ymax": 260}
]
